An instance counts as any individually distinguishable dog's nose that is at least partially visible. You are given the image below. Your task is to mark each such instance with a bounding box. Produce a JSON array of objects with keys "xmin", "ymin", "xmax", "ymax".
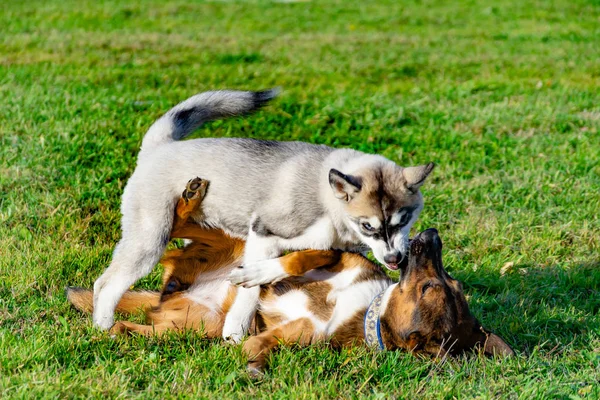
[
  {"xmin": 412, "ymin": 228, "xmax": 440, "ymax": 244},
  {"xmin": 384, "ymin": 253, "xmax": 400, "ymax": 264},
  {"xmin": 411, "ymin": 228, "xmax": 442, "ymax": 255},
  {"xmin": 419, "ymin": 228, "xmax": 440, "ymax": 245}
]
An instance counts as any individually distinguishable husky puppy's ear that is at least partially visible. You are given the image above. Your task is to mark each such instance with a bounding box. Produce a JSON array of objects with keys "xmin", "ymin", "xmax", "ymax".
[
  {"xmin": 402, "ymin": 162, "xmax": 435, "ymax": 193},
  {"xmin": 329, "ymin": 169, "xmax": 362, "ymax": 201}
]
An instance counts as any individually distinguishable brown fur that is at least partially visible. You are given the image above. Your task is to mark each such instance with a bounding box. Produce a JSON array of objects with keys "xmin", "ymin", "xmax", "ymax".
[
  {"xmin": 66, "ymin": 288, "xmax": 159, "ymax": 315},
  {"xmin": 330, "ymin": 310, "xmax": 368, "ymax": 348},
  {"xmin": 243, "ymin": 317, "xmax": 315, "ymax": 375},
  {"xmin": 68, "ymin": 178, "xmax": 244, "ymax": 338},
  {"xmin": 279, "ymin": 250, "xmax": 341, "ymax": 276},
  {"xmin": 68, "ymin": 178, "xmax": 513, "ymax": 375},
  {"xmin": 261, "ymin": 279, "xmax": 335, "ymax": 323},
  {"xmin": 378, "ymin": 229, "xmax": 514, "ymax": 357}
]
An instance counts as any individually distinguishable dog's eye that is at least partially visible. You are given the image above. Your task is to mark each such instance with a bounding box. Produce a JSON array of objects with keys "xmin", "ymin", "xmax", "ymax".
[
  {"xmin": 164, "ymin": 279, "xmax": 180, "ymax": 294},
  {"xmin": 361, "ymin": 222, "xmax": 376, "ymax": 232},
  {"xmin": 421, "ymin": 282, "xmax": 432, "ymax": 296},
  {"xmin": 399, "ymin": 211, "xmax": 412, "ymax": 227}
]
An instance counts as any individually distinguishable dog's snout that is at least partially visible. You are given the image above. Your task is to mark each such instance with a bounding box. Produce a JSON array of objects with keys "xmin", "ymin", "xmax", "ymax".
[
  {"xmin": 384, "ymin": 253, "xmax": 400, "ymax": 264},
  {"xmin": 411, "ymin": 228, "xmax": 441, "ymax": 248},
  {"xmin": 420, "ymin": 228, "xmax": 440, "ymax": 243}
]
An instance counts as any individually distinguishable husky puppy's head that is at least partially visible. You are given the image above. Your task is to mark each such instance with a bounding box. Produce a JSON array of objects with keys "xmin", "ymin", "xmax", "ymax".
[{"xmin": 329, "ymin": 158, "xmax": 434, "ymax": 271}]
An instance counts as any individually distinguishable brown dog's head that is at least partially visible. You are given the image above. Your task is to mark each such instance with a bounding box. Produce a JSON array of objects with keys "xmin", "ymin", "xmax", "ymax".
[{"xmin": 379, "ymin": 228, "xmax": 514, "ymax": 357}]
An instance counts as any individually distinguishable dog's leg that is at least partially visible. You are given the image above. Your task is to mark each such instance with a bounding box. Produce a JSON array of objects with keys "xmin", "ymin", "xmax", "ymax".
[
  {"xmin": 243, "ymin": 318, "xmax": 314, "ymax": 377},
  {"xmin": 222, "ymin": 230, "xmax": 280, "ymax": 343},
  {"xmin": 93, "ymin": 178, "xmax": 208, "ymax": 330},
  {"xmin": 172, "ymin": 177, "xmax": 208, "ymax": 235},
  {"xmin": 93, "ymin": 226, "xmax": 171, "ymax": 330},
  {"xmin": 110, "ymin": 321, "xmax": 169, "ymax": 336},
  {"xmin": 229, "ymin": 250, "xmax": 342, "ymax": 287}
]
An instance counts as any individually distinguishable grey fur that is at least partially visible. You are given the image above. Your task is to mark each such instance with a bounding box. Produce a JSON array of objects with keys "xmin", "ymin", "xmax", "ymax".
[
  {"xmin": 141, "ymin": 88, "xmax": 280, "ymax": 152},
  {"xmin": 168, "ymin": 138, "xmax": 333, "ymax": 237}
]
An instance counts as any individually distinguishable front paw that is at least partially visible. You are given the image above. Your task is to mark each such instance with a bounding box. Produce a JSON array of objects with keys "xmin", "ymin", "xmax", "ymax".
[
  {"xmin": 93, "ymin": 317, "xmax": 115, "ymax": 331},
  {"xmin": 228, "ymin": 259, "xmax": 288, "ymax": 288},
  {"xmin": 222, "ymin": 323, "xmax": 246, "ymax": 344}
]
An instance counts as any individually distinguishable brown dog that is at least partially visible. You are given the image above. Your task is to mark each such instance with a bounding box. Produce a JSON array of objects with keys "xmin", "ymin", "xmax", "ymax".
[{"xmin": 68, "ymin": 178, "xmax": 514, "ymax": 374}]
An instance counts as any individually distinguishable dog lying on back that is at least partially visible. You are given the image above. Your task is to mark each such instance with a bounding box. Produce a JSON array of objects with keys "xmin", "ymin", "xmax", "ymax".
[
  {"xmin": 91, "ymin": 88, "xmax": 435, "ymax": 343},
  {"xmin": 69, "ymin": 178, "xmax": 513, "ymax": 374}
]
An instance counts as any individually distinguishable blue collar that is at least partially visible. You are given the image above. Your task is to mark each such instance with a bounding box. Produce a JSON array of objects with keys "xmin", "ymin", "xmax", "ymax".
[{"xmin": 364, "ymin": 289, "xmax": 388, "ymax": 351}]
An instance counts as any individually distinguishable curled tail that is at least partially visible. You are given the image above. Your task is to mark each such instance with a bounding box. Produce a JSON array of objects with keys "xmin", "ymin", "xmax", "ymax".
[
  {"xmin": 141, "ymin": 88, "xmax": 280, "ymax": 152},
  {"xmin": 66, "ymin": 287, "xmax": 160, "ymax": 315}
]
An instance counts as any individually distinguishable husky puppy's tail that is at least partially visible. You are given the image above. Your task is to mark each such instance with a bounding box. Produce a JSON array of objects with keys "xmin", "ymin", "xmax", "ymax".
[
  {"xmin": 140, "ymin": 88, "xmax": 281, "ymax": 152},
  {"xmin": 66, "ymin": 287, "xmax": 160, "ymax": 315}
]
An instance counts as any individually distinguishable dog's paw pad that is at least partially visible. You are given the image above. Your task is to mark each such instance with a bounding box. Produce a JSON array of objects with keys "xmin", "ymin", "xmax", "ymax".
[
  {"xmin": 182, "ymin": 177, "xmax": 208, "ymax": 201},
  {"xmin": 187, "ymin": 179, "xmax": 201, "ymax": 191}
]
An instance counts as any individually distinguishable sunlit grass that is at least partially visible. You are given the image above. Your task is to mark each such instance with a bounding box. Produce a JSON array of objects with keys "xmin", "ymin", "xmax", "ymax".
[{"xmin": 1, "ymin": 0, "xmax": 599, "ymax": 398}]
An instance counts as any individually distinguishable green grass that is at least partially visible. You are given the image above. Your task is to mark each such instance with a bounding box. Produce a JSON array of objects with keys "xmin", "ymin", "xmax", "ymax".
[{"xmin": 1, "ymin": 0, "xmax": 599, "ymax": 398}]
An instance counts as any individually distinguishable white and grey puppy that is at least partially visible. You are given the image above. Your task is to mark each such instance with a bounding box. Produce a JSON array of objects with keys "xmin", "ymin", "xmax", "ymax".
[{"xmin": 92, "ymin": 88, "xmax": 434, "ymax": 343}]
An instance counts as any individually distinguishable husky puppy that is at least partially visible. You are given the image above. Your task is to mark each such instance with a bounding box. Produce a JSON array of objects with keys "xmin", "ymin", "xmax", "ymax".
[{"xmin": 92, "ymin": 89, "xmax": 434, "ymax": 343}]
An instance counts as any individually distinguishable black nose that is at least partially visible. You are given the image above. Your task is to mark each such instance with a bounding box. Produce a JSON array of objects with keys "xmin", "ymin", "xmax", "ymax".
[
  {"xmin": 419, "ymin": 228, "xmax": 440, "ymax": 243},
  {"xmin": 410, "ymin": 228, "xmax": 442, "ymax": 253},
  {"xmin": 384, "ymin": 253, "xmax": 400, "ymax": 264},
  {"xmin": 412, "ymin": 228, "xmax": 439, "ymax": 243}
]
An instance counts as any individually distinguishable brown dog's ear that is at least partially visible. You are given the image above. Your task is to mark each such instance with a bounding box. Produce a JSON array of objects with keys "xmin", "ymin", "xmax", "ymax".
[
  {"xmin": 483, "ymin": 332, "xmax": 515, "ymax": 357},
  {"xmin": 329, "ymin": 169, "xmax": 362, "ymax": 201},
  {"xmin": 403, "ymin": 163, "xmax": 435, "ymax": 193},
  {"xmin": 469, "ymin": 324, "xmax": 515, "ymax": 357}
]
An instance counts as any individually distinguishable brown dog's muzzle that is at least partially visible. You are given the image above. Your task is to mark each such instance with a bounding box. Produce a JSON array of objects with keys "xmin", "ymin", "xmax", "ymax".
[{"xmin": 402, "ymin": 228, "xmax": 443, "ymax": 276}]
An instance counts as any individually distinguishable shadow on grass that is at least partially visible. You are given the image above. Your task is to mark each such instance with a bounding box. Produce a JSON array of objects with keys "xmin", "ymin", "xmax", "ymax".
[{"xmin": 454, "ymin": 260, "xmax": 600, "ymax": 354}]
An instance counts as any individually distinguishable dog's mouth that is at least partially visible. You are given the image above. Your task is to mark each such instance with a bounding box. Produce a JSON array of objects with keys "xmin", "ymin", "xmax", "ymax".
[
  {"xmin": 383, "ymin": 233, "xmax": 439, "ymax": 272},
  {"xmin": 384, "ymin": 254, "xmax": 409, "ymax": 271},
  {"xmin": 385, "ymin": 263, "xmax": 399, "ymax": 271}
]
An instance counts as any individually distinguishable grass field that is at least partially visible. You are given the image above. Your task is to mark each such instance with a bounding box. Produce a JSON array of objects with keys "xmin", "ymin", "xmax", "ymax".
[{"xmin": 1, "ymin": 0, "xmax": 599, "ymax": 398}]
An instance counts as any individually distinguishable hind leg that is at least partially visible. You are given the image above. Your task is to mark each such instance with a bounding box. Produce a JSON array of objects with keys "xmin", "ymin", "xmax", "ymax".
[
  {"xmin": 94, "ymin": 177, "xmax": 209, "ymax": 330},
  {"xmin": 93, "ymin": 231, "xmax": 170, "ymax": 329},
  {"xmin": 243, "ymin": 318, "xmax": 315, "ymax": 377},
  {"xmin": 172, "ymin": 177, "xmax": 208, "ymax": 234},
  {"xmin": 93, "ymin": 178, "xmax": 209, "ymax": 330},
  {"xmin": 93, "ymin": 192, "xmax": 177, "ymax": 329},
  {"xmin": 110, "ymin": 321, "xmax": 167, "ymax": 336}
]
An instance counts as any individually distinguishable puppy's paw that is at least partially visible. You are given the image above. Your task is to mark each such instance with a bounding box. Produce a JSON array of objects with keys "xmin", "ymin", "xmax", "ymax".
[
  {"xmin": 228, "ymin": 259, "xmax": 289, "ymax": 288},
  {"xmin": 182, "ymin": 177, "xmax": 208, "ymax": 203},
  {"xmin": 93, "ymin": 317, "xmax": 115, "ymax": 331},
  {"xmin": 222, "ymin": 314, "xmax": 250, "ymax": 344},
  {"xmin": 222, "ymin": 326, "xmax": 245, "ymax": 345}
]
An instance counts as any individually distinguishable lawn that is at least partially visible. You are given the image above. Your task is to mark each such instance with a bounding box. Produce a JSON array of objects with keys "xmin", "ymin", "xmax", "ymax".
[{"xmin": 1, "ymin": 0, "xmax": 599, "ymax": 398}]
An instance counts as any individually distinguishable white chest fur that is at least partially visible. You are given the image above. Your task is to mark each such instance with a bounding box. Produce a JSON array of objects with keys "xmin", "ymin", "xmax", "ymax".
[{"xmin": 183, "ymin": 267, "xmax": 235, "ymax": 314}]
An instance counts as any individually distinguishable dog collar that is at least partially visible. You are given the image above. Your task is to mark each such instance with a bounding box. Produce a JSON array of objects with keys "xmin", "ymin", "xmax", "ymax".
[{"xmin": 364, "ymin": 288, "xmax": 388, "ymax": 351}]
